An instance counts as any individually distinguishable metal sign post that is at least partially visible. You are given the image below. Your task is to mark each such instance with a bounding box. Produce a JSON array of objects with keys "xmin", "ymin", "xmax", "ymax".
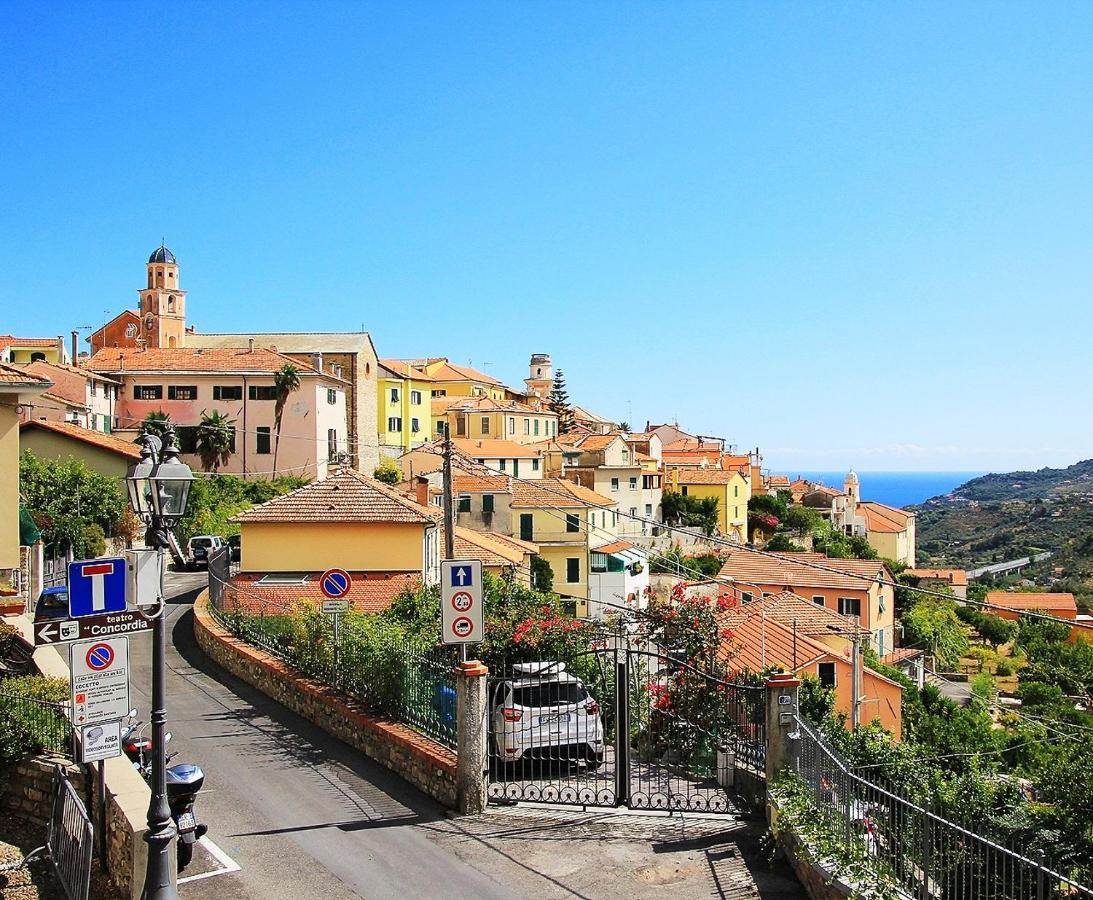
[
  {"xmin": 319, "ymin": 570, "xmax": 352, "ymax": 690},
  {"xmin": 441, "ymin": 559, "xmax": 483, "ymax": 648}
]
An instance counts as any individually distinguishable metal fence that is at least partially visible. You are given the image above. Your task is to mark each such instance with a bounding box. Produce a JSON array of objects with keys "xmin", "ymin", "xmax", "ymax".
[
  {"xmin": 0, "ymin": 691, "xmax": 73, "ymax": 757},
  {"xmin": 790, "ymin": 716, "xmax": 1093, "ymax": 900},
  {"xmin": 48, "ymin": 766, "xmax": 93, "ymax": 900},
  {"xmin": 206, "ymin": 575, "xmax": 458, "ymax": 748}
]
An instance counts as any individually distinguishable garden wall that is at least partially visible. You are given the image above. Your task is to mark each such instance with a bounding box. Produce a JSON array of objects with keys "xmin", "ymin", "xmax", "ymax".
[{"xmin": 191, "ymin": 590, "xmax": 459, "ymax": 808}]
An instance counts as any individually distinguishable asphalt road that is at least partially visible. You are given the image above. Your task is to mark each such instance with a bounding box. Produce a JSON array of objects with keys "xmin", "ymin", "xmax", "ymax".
[{"xmin": 126, "ymin": 570, "xmax": 517, "ymax": 900}]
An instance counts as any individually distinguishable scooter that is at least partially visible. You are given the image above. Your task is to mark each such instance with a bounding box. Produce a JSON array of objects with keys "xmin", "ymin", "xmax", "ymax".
[{"xmin": 119, "ymin": 712, "xmax": 208, "ymax": 871}]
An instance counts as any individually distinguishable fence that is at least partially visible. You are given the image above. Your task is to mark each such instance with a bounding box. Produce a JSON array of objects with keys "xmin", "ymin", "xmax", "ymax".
[
  {"xmin": 48, "ymin": 766, "xmax": 94, "ymax": 900},
  {"xmin": 0, "ymin": 691, "xmax": 73, "ymax": 757},
  {"xmin": 789, "ymin": 716, "xmax": 1093, "ymax": 900},
  {"xmin": 205, "ymin": 569, "xmax": 458, "ymax": 748}
]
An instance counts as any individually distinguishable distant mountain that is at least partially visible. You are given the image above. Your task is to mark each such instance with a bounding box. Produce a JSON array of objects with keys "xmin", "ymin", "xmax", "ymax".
[{"xmin": 935, "ymin": 460, "xmax": 1093, "ymax": 503}]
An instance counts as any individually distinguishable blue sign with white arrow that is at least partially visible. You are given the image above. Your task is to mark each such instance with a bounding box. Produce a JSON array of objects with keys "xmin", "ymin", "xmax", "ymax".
[
  {"xmin": 449, "ymin": 565, "xmax": 473, "ymax": 587},
  {"xmin": 68, "ymin": 558, "xmax": 127, "ymax": 618}
]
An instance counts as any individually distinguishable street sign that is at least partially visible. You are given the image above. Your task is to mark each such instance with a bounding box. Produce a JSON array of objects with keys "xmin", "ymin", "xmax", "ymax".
[
  {"xmin": 34, "ymin": 610, "xmax": 151, "ymax": 646},
  {"xmin": 319, "ymin": 568, "xmax": 352, "ymax": 599},
  {"xmin": 71, "ymin": 636, "xmax": 130, "ymax": 727},
  {"xmin": 321, "ymin": 599, "xmax": 350, "ymax": 614},
  {"xmin": 79, "ymin": 721, "xmax": 122, "ymax": 763},
  {"xmin": 441, "ymin": 559, "xmax": 483, "ymax": 645},
  {"xmin": 68, "ymin": 557, "xmax": 127, "ymax": 617}
]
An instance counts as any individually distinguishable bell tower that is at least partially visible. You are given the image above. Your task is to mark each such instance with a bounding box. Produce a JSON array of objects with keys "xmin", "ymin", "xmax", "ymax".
[{"xmin": 139, "ymin": 245, "xmax": 187, "ymax": 349}]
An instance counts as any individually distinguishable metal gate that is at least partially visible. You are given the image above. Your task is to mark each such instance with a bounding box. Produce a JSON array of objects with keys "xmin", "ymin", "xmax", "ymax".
[{"xmin": 486, "ymin": 639, "xmax": 765, "ymax": 814}]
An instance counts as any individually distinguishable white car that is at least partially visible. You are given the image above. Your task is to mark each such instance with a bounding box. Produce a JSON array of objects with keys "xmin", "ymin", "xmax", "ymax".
[
  {"xmin": 186, "ymin": 535, "xmax": 224, "ymax": 570},
  {"xmin": 490, "ymin": 662, "xmax": 605, "ymax": 767}
]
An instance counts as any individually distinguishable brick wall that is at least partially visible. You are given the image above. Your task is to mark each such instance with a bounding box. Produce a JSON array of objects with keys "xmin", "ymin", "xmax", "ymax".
[
  {"xmin": 0, "ymin": 753, "xmax": 85, "ymax": 828},
  {"xmin": 192, "ymin": 590, "xmax": 458, "ymax": 808}
]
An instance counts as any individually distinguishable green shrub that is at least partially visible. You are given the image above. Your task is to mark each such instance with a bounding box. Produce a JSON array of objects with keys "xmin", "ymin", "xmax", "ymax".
[
  {"xmin": 994, "ymin": 657, "xmax": 1016, "ymax": 677},
  {"xmin": 0, "ymin": 676, "xmax": 70, "ymax": 768}
]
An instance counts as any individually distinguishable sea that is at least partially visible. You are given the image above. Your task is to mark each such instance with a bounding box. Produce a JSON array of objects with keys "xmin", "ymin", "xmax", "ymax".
[{"xmin": 785, "ymin": 472, "xmax": 987, "ymax": 509}]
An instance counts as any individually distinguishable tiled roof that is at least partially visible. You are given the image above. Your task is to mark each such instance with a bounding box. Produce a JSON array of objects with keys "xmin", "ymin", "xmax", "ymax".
[
  {"xmin": 984, "ymin": 592, "xmax": 1077, "ymax": 614},
  {"xmin": 881, "ymin": 648, "xmax": 924, "ymax": 665},
  {"xmin": 222, "ymin": 572, "xmax": 418, "ymax": 615},
  {"xmin": 906, "ymin": 568, "xmax": 968, "ymax": 587},
  {"xmin": 510, "ymin": 477, "xmax": 614, "ymax": 509},
  {"xmin": 591, "ymin": 540, "xmax": 634, "ymax": 555},
  {"xmin": 232, "ymin": 469, "xmax": 440, "ymax": 523},
  {"xmin": 671, "ymin": 468, "xmax": 740, "ymax": 485},
  {"xmin": 765, "ymin": 475, "xmax": 791, "ymax": 487},
  {"xmin": 398, "ymin": 450, "xmax": 444, "ymax": 478},
  {"xmin": 0, "ymin": 363, "xmax": 51, "ymax": 387},
  {"xmin": 19, "ymin": 361, "xmax": 86, "ymax": 405},
  {"xmin": 859, "ymin": 502, "xmax": 914, "ymax": 533},
  {"xmin": 87, "ymin": 346, "xmax": 331, "ymax": 377},
  {"xmin": 19, "ymin": 420, "xmax": 143, "ymax": 459},
  {"xmin": 0, "ymin": 335, "xmax": 59, "ymax": 348},
  {"xmin": 378, "ymin": 359, "xmax": 436, "ymax": 381},
  {"xmin": 433, "ymin": 395, "xmax": 551, "ymax": 415},
  {"xmin": 718, "ymin": 549, "xmax": 889, "ymax": 593},
  {"xmin": 728, "ymin": 590, "xmax": 856, "ymax": 637},
  {"xmin": 452, "ymin": 438, "xmax": 544, "ymax": 459},
  {"xmin": 452, "ymin": 472, "xmax": 511, "ymax": 493},
  {"xmin": 425, "ymin": 359, "xmax": 504, "ymax": 385},
  {"xmin": 449, "ymin": 527, "xmax": 536, "ymax": 567}
]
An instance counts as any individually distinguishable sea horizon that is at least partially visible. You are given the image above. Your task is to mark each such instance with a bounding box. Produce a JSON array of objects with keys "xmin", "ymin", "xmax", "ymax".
[{"xmin": 778, "ymin": 470, "xmax": 987, "ymax": 509}]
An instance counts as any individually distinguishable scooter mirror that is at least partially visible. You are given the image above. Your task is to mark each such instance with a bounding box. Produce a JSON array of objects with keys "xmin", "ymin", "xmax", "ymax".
[
  {"xmin": 128, "ymin": 708, "xmax": 138, "ymax": 718},
  {"xmin": 164, "ymin": 732, "xmax": 172, "ymax": 743}
]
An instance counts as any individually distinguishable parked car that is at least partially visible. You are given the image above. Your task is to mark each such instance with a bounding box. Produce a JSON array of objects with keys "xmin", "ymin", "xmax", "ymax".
[
  {"xmin": 490, "ymin": 662, "xmax": 605, "ymax": 767},
  {"xmin": 186, "ymin": 535, "xmax": 224, "ymax": 570},
  {"xmin": 33, "ymin": 586, "xmax": 69, "ymax": 622},
  {"xmin": 226, "ymin": 534, "xmax": 241, "ymax": 563}
]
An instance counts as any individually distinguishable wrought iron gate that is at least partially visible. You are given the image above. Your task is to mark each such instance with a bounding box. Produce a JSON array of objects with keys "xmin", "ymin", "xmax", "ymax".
[{"xmin": 486, "ymin": 639, "xmax": 765, "ymax": 813}]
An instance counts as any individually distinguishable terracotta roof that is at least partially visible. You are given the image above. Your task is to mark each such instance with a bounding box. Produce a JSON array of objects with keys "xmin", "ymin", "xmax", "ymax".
[
  {"xmin": 425, "ymin": 359, "xmax": 505, "ymax": 386},
  {"xmin": 591, "ymin": 540, "xmax": 634, "ymax": 555},
  {"xmin": 477, "ymin": 531, "xmax": 538, "ymax": 555},
  {"xmin": 19, "ymin": 420, "xmax": 143, "ymax": 459},
  {"xmin": 671, "ymin": 468, "xmax": 740, "ymax": 485},
  {"xmin": 452, "ymin": 472, "xmax": 511, "ymax": 493},
  {"xmin": 377, "ymin": 359, "xmax": 436, "ymax": 381},
  {"xmin": 906, "ymin": 568, "xmax": 968, "ymax": 587},
  {"xmin": 18, "ymin": 361, "xmax": 86, "ymax": 405},
  {"xmin": 449, "ymin": 527, "xmax": 536, "ymax": 567},
  {"xmin": 87, "ymin": 346, "xmax": 330, "ymax": 377},
  {"xmin": 222, "ymin": 572, "xmax": 419, "ymax": 615},
  {"xmin": 765, "ymin": 475, "xmax": 791, "ymax": 487},
  {"xmin": 0, "ymin": 335, "xmax": 59, "ymax": 348},
  {"xmin": 718, "ymin": 549, "xmax": 889, "ymax": 593},
  {"xmin": 728, "ymin": 590, "xmax": 856, "ymax": 638},
  {"xmin": 433, "ymin": 395, "xmax": 551, "ymax": 416},
  {"xmin": 510, "ymin": 477, "xmax": 614, "ymax": 509},
  {"xmin": 232, "ymin": 469, "xmax": 440, "ymax": 523},
  {"xmin": 984, "ymin": 592, "xmax": 1077, "ymax": 614},
  {"xmin": 0, "ymin": 363, "xmax": 51, "ymax": 388},
  {"xmin": 859, "ymin": 501, "xmax": 914, "ymax": 534},
  {"xmin": 881, "ymin": 648, "xmax": 924, "ymax": 665},
  {"xmin": 452, "ymin": 438, "xmax": 544, "ymax": 459},
  {"xmin": 398, "ymin": 449, "xmax": 444, "ymax": 478}
]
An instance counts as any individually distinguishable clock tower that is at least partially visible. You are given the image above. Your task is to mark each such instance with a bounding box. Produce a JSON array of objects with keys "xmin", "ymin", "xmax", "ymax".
[{"xmin": 140, "ymin": 245, "xmax": 187, "ymax": 348}]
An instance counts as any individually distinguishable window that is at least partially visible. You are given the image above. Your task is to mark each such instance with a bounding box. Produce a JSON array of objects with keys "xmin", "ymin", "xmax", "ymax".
[
  {"xmin": 213, "ymin": 385, "xmax": 243, "ymax": 401},
  {"xmin": 877, "ymin": 630, "xmax": 885, "ymax": 656},
  {"xmin": 813, "ymin": 595, "xmax": 825, "ymax": 605},
  {"xmin": 481, "ymin": 416, "xmax": 490, "ymax": 434},
  {"xmin": 457, "ymin": 495, "xmax": 471, "ymax": 513},
  {"xmin": 645, "ymin": 503, "xmax": 652, "ymax": 516},
  {"xmin": 327, "ymin": 388, "xmax": 337, "ymax": 405},
  {"xmin": 629, "ymin": 477, "xmax": 637, "ymax": 490},
  {"xmin": 133, "ymin": 385, "xmax": 162, "ymax": 400},
  {"xmin": 622, "ymin": 449, "xmax": 629, "ymax": 461},
  {"xmin": 387, "ymin": 416, "xmax": 402, "ymax": 432},
  {"xmin": 591, "ymin": 553, "xmax": 607, "ymax": 573},
  {"xmin": 611, "ymin": 478, "xmax": 619, "ymax": 492},
  {"xmin": 534, "ymin": 419, "xmax": 540, "ymax": 436},
  {"xmin": 519, "ymin": 514, "xmax": 533, "ymax": 542},
  {"xmin": 524, "ymin": 418, "xmax": 530, "ymax": 435},
  {"xmin": 256, "ymin": 427, "xmax": 271, "ymax": 454},
  {"xmin": 550, "ymin": 421, "xmax": 556, "ymax": 436},
  {"xmin": 818, "ymin": 662, "xmax": 837, "ymax": 688},
  {"xmin": 566, "ymin": 557, "xmax": 580, "ymax": 583},
  {"xmin": 498, "ymin": 459, "xmax": 506, "ymax": 471},
  {"xmin": 89, "ymin": 414, "xmax": 97, "ymax": 430},
  {"xmin": 411, "ymin": 417, "xmax": 420, "ymax": 434},
  {"xmin": 327, "ymin": 429, "xmax": 338, "ymax": 459},
  {"xmin": 167, "ymin": 385, "xmax": 197, "ymax": 401},
  {"xmin": 531, "ymin": 459, "xmax": 540, "ymax": 471},
  {"xmin": 681, "ymin": 485, "xmax": 689, "ymax": 496},
  {"xmin": 89, "ymin": 381, "xmax": 97, "ymax": 397},
  {"xmin": 838, "ymin": 597, "xmax": 862, "ymax": 617},
  {"xmin": 482, "ymin": 494, "xmax": 494, "ymax": 513},
  {"xmin": 410, "ymin": 390, "xmax": 422, "ymax": 405},
  {"xmin": 565, "ymin": 513, "xmax": 579, "ymax": 533},
  {"xmin": 390, "ymin": 387, "xmax": 400, "ymax": 403},
  {"xmin": 249, "ymin": 385, "xmax": 277, "ymax": 401},
  {"xmin": 630, "ymin": 506, "xmax": 637, "ymax": 517},
  {"xmin": 741, "ymin": 592, "xmax": 754, "ymax": 604},
  {"xmin": 456, "ymin": 417, "xmax": 466, "ymax": 436},
  {"xmin": 436, "ymin": 421, "xmax": 445, "ymax": 434},
  {"xmin": 431, "ymin": 389, "xmax": 446, "ymax": 397},
  {"xmin": 734, "ymin": 485, "xmax": 739, "ymax": 497}
]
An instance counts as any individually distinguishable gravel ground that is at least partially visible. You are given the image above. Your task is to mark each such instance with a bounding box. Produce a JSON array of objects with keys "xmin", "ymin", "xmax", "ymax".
[{"xmin": 0, "ymin": 816, "xmax": 120, "ymax": 900}]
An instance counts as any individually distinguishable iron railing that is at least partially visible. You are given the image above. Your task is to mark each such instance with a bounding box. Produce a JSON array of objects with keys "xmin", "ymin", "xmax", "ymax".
[
  {"xmin": 788, "ymin": 716, "xmax": 1093, "ymax": 900},
  {"xmin": 0, "ymin": 692, "xmax": 72, "ymax": 757},
  {"xmin": 49, "ymin": 766, "xmax": 93, "ymax": 900}
]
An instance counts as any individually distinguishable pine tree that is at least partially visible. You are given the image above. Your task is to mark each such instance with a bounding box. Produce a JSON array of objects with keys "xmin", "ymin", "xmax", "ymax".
[{"xmin": 549, "ymin": 369, "xmax": 574, "ymax": 433}]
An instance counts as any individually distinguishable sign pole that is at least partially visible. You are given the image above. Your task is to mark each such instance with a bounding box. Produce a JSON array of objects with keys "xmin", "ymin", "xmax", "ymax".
[
  {"xmin": 441, "ymin": 428, "xmax": 465, "ymax": 664},
  {"xmin": 332, "ymin": 612, "xmax": 340, "ymax": 691}
]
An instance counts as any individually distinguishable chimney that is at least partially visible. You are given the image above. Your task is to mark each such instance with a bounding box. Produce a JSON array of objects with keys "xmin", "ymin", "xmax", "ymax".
[
  {"xmin": 119, "ymin": 353, "xmax": 125, "ymax": 370},
  {"xmin": 415, "ymin": 476, "xmax": 430, "ymax": 508},
  {"xmin": 71, "ymin": 331, "xmax": 79, "ymax": 367},
  {"xmin": 248, "ymin": 338, "xmax": 255, "ymax": 352}
]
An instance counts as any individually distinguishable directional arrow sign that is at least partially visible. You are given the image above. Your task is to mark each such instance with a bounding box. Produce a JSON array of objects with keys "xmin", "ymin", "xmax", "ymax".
[{"xmin": 35, "ymin": 610, "xmax": 151, "ymax": 646}]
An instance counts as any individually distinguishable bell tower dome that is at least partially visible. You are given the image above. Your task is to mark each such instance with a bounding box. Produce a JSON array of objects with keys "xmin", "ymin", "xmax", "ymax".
[
  {"xmin": 525, "ymin": 353, "xmax": 554, "ymax": 398},
  {"xmin": 140, "ymin": 245, "xmax": 187, "ymax": 348}
]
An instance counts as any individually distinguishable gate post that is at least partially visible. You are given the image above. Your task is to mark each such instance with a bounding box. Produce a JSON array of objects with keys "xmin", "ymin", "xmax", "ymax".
[
  {"xmin": 764, "ymin": 672, "xmax": 800, "ymax": 784},
  {"xmin": 455, "ymin": 659, "xmax": 488, "ymax": 814},
  {"xmin": 614, "ymin": 651, "xmax": 630, "ymax": 807}
]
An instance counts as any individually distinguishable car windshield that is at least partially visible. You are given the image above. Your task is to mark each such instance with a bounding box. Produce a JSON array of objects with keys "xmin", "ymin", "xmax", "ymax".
[
  {"xmin": 510, "ymin": 682, "xmax": 588, "ymax": 709},
  {"xmin": 191, "ymin": 538, "xmax": 214, "ymax": 548}
]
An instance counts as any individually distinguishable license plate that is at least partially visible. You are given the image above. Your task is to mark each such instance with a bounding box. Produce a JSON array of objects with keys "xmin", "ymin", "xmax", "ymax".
[
  {"xmin": 176, "ymin": 811, "xmax": 197, "ymax": 832},
  {"xmin": 538, "ymin": 713, "xmax": 570, "ymax": 726}
]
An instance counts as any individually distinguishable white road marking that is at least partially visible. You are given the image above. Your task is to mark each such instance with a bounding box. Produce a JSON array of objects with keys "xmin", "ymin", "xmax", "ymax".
[{"xmin": 177, "ymin": 836, "xmax": 241, "ymax": 885}]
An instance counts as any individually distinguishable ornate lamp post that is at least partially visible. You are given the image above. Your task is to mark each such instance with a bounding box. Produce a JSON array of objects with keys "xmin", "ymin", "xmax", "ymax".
[{"xmin": 126, "ymin": 428, "xmax": 193, "ymax": 900}]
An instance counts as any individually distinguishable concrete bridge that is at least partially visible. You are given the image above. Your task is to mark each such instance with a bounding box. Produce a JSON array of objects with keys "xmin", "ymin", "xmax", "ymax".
[{"xmin": 967, "ymin": 550, "xmax": 1052, "ymax": 580}]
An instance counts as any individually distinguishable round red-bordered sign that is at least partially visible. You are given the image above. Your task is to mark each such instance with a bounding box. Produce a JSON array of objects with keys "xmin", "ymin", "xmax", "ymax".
[
  {"xmin": 320, "ymin": 568, "xmax": 352, "ymax": 599},
  {"xmin": 451, "ymin": 591, "xmax": 473, "ymax": 612},
  {"xmin": 451, "ymin": 616, "xmax": 474, "ymax": 638},
  {"xmin": 86, "ymin": 642, "xmax": 115, "ymax": 671}
]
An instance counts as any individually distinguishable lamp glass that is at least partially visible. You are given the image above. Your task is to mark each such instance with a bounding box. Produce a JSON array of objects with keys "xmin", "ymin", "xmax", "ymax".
[{"xmin": 148, "ymin": 458, "xmax": 194, "ymax": 527}]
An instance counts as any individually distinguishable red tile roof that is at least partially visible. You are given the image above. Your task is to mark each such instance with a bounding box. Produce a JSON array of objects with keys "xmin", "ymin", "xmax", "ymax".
[
  {"xmin": 859, "ymin": 501, "xmax": 914, "ymax": 533},
  {"xmin": 87, "ymin": 346, "xmax": 333, "ymax": 377},
  {"xmin": 906, "ymin": 568, "xmax": 968, "ymax": 587},
  {"xmin": 377, "ymin": 359, "xmax": 436, "ymax": 381},
  {"xmin": 730, "ymin": 590, "xmax": 856, "ymax": 638},
  {"xmin": 0, "ymin": 335, "xmax": 59, "ymax": 348},
  {"xmin": 984, "ymin": 592, "xmax": 1077, "ymax": 614},
  {"xmin": 718, "ymin": 549, "xmax": 889, "ymax": 593},
  {"xmin": 448, "ymin": 527, "xmax": 536, "ymax": 567},
  {"xmin": 0, "ymin": 363, "xmax": 52, "ymax": 387},
  {"xmin": 19, "ymin": 420, "xmax": 143, "ymax": 459},
  {"xmin": 592, "ymin": 540, "xmax": 635, "ymax": 555},
  {"xmin": 670, "ymin": 468, "xmax": 741, "ymax": 485},
  {"xmin": 222, "ymin": 572, "xmax": 419, "ymax": 615},
  {"xmin": 881, "ymin": 648, "xmax": 924, "ymax": 665},
  {"xmin": 452, "ymin": 438, "xmax": 544, "ymax": 459},
  {"xmin": 452, "ymin": 472, "xmax": 511, "ymax": 493},
  {"xmin": 510, "ymin": 477, "xmax": 614, "ymax": 509}
]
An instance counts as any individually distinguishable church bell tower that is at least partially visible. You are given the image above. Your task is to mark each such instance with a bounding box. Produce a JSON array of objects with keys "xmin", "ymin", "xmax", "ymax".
[{"xmin": 140, "ymin": 245, "xmax": 187, "ymax": 349}]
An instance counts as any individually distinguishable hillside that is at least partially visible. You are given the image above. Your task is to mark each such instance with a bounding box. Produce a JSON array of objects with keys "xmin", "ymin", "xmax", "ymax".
[{"xmin": 913, "ymin": 459, "xmax": 1093, "ymax": 609}]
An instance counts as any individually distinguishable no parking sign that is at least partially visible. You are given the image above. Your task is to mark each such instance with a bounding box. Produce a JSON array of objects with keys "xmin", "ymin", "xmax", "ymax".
[{"xmin": 70, "ymin": 636, "xmax": 130, "ymax": 726}]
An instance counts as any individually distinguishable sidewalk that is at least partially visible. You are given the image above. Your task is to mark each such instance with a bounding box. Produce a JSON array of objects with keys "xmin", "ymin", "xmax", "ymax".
[{"xmin": 420, "ymin": 805, "xmax": 806, "ymax": 899}]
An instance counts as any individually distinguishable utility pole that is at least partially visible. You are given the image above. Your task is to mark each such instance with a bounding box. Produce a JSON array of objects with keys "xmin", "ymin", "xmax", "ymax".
[
  {"xmin": 441, "ymin": 426, "xmax": 464, "ymax": 663},
  {"xmin": 850, "ymin": 615, "xmax": 863, "ymax": 730}
]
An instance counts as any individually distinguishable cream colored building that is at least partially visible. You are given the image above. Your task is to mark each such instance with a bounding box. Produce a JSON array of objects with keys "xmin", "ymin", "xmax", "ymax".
[
  {"xmin": 17, "ymin": 361, "xmax": 120, "ymax": 432},
  {"xmin": 1, "ymin": 365, "xmax": 51, "ymax": 574}
]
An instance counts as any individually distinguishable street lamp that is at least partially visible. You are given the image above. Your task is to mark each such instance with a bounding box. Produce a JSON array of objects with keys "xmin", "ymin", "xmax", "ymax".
[{"xmin": 126, "ymin": 427, "xmax": 193, "ymax": 900}]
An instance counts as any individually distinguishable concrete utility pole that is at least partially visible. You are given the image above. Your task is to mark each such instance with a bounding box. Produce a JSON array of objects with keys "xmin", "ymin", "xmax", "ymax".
[{"xmin": 850, "ymin": 615, "xmax": 863, "ymax": 730}]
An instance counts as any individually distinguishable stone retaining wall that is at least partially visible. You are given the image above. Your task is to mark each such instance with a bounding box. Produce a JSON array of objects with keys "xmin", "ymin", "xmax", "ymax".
[
  {"xmin": 768, "ymin": 798, "xmax": 868, "ymax": 900},
  {"xmin": 192, "ymin": 590, "xmax": 459, "ymax": 808},
  {"xmin": 0, "ymin": 753, "xmax": 85, "ymax": 829}
]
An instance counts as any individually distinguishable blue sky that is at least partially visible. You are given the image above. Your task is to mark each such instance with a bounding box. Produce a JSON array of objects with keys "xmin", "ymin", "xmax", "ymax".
[{"xmin": 2, "ymin": 2, "xmax": 1091, "ymax": 472}]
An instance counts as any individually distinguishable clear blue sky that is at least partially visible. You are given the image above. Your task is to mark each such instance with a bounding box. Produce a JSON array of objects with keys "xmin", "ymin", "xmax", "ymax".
[{"xmin": 2, "ymin": 2, "xmax": 1091, "ymax": 472}]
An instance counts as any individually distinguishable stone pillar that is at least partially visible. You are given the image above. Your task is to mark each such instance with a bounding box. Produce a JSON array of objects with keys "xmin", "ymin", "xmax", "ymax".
[
  {"xmin": 765, "ymin": 672, "xmax": 800, "ymax": 783},
  {"xmin": 455, "ymin": 659, "xmax": 488, "ymax": 815}
]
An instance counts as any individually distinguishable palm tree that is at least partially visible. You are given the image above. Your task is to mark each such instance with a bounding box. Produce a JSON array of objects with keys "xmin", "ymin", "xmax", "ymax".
[
  {"xmin": 195, "ymin": 410, "xmax": 236, "ymax": 472},
  {"xmin": 272, "ymin": 363, "xmax": 301, "ymax": 477},
  {"xmin": 140, "ymin": 410, "xmax": 172, "ymax": 441}
]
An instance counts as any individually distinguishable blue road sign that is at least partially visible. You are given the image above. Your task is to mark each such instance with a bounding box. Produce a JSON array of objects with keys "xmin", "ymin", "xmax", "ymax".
[
  {"xmin": 85, "ymin": 642, "xmax": 115, "ymax": 671},
  {"xmin": 449, "ymin": 565, "xmax": 473, "ymax": 587},
  {"xmin": 68, "ymin": 558, "xmax": 127, "ymax": 618},
  {"xmin": 320, "ymin": 568, "xmax": 352, "ymax": 599}
]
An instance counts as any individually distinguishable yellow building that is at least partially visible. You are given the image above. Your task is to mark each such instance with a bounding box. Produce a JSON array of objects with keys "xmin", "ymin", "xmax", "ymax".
[
  {"xmin": 377, "ymin": 360, "xmax": 436, "ymax": 455},
  {"xmin": 858, "ymin": 502, "xmax": 916, "ymax": 567},
  {"xmin": 0, "ymin": 335, "xmax": 68, "ymax": 366},
  {"xmin": 665, "ymin": 467, "xmax": 750, "ymax": 542},
  {"xmin": 19, "ymin": 420, "xmax": 142, "ymax": 480},
  {"xmin": 433, "ymin": 395, "xmax": 559, "ymax": 444},
  {"xmin": 1, "ymin": 365, "xmax": 51, "ymax": 575},
  {"xmin": 414, "ymin": 358, "xmax": 506, "ymax": 401}
]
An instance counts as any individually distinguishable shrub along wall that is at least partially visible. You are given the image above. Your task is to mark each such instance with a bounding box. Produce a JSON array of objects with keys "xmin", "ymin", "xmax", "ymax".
[{"xmin": 192, "ymin": 591, "xmax": 458, "ymax": 808}]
